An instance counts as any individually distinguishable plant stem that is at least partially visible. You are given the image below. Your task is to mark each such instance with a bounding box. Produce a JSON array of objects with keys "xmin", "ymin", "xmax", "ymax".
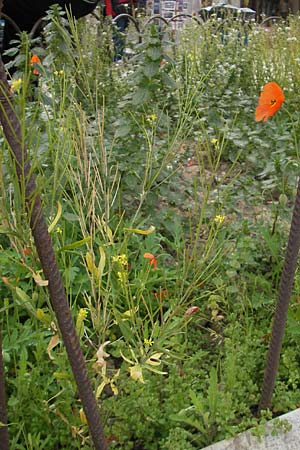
[
  {"xmin": 0, "ymin": 59, "xmax": 107, "ymax": 450},
  {"xmin": 259, "ymin": 176, "xmax": 300, "ymax": 411}
]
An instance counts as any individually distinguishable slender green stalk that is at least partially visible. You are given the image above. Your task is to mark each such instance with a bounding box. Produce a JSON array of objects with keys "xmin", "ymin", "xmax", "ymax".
[{"xmin": 0, "ymin": 321, "xmax": 9, "ymax": 450}]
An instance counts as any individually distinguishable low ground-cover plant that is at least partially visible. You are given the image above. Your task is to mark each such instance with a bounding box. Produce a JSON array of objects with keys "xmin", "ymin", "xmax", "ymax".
[{"xmin": 2, "ymin": 8, "xmax": 300, "ymax": 449}]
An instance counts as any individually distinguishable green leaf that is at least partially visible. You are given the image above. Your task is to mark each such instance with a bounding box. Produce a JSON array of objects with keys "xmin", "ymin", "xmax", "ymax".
[
  {"xmin": 143, "ymin": 62, "xmax": 160, "ymax": 78},
  {"xmin": 161, "ymin": 72, "xmax": 177, "ymax": 89},
  {"xmin": 15, "ymin": 287, "xmax": 36, "ymax": 315},
  {"xmin": 190, "ymin": 390, "xmax": 205, "ymax": 414},
  {"xmin": 169, "ymin": 413, "xmax": 204, "ymax": 432},
  {"xmin": 114, "ymin": 311, "xmax": 135, "ymax": 343},
  {"xmin": 115, "ymin": 124, "xmax": 131, "ymax": 138},
  {"xmin": 132, "ymin": 87, "xmax": 151, "ymax": 105},
  {"xmin": 146, "ymin": 47, "xmax": 162, "ymax": 61},
  {"xmin": 63, "ymin": 212, "xmax": 79, "ymax": 222}
]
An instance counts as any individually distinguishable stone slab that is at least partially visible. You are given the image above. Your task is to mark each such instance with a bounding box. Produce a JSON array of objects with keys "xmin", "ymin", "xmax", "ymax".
[{"xmin": 202, "ymin": 409, "xmax": 300, "ymax": 450}]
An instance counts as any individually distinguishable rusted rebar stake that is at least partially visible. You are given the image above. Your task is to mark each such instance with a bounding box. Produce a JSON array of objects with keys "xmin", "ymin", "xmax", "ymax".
[
  {"xmin": 0, "ymin": 61, "xmax": 107, "ymax": 449},
  {"xmin": 0, "ymin": 321, "xmax": 9, "ymax": 450},
  {"xmin": 259, "ymin": 177, "xmax": 300, "ymax": 411}
]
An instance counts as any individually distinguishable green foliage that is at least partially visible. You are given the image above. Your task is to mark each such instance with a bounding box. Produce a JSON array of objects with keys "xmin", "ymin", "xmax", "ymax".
[
  {"xmin": 127, "ymin": 25, "xmax": 176, "ymax": 109},
  {"xmin": 2, "ymin": 10, "xmax": 300, "ymax": 450}
]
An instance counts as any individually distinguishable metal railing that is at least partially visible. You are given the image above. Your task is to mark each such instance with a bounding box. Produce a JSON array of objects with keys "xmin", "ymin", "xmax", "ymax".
[{"xmin": 0, "ymin": 10, "xmax": 284, "ymax": 47}]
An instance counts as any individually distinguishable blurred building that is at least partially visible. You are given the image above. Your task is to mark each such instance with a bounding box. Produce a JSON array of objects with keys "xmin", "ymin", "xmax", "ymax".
[
  {"xmin": 146, "ymin": 0, "xmax": 300, "ymax": 17},
  {"xmin": 248, "ymin": 0, "xmax": 300, "ymax": 15},
  {"xmin": 147, "ymin": 0, "xmax": 201, "ymax": 16}
]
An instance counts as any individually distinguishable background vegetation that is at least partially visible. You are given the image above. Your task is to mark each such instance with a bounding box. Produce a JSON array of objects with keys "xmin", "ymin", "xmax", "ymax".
[{"xmin": 2, "ymin": 8, "xmax": 300, "ymax": 449}]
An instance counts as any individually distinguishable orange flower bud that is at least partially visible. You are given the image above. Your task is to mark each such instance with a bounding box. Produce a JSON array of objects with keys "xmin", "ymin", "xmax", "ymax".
[
  {"xmin": 143, "ymin": 252, "xmax": 157, "ymax": 270},
  {"xmin": 30, "ymin": 54, "xmax": 41, "ymax": 75}
]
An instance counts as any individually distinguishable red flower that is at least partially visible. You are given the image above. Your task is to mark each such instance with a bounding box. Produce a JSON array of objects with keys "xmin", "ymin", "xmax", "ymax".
[
  {"xmin": 144, "ymin": 252, "xmax": 157, "ymax": 270},
  {"xmin": 30, "ymin": 54, "xmax": 41, "ymax": 76},
  {"xmin": 255, "ymin": 82, "xmax": 284, "ymax": 122},
  {"xmin": 153, "ymin": 289, "xmax": 168, "ymax": 300},
  {"xmin": 187, "ymin": 159, "xmax": 197, "ymax": 167}
]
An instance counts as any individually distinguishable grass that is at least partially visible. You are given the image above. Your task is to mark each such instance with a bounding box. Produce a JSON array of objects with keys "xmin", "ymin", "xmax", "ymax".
[{"xmin": 1, "ymin": 7, "xmax": 300, "ymax": 449}]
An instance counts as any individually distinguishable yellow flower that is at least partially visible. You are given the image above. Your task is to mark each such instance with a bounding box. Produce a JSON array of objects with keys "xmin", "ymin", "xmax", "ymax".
[
  {"xmin": 211, "ymin": 138, "xmax": 219, "ymax": 146},
  {"xmin": 112, "ymin": 254, "xmax": 128, "ymax": 266},
  {"xmin": 55, "ymin": 226, "xmax": 63, "ymax": 234},
  {"xmin": 214, "ymin": 215, "xmax": 225, "ymax": 225},
  {"xmin": 147, "ymin": 114, "xmax": 157, "ymax": 123},
  {"xmin": 54, "ymin": 69, "xmax": 64, "ymax": 76},
  {"xmin": 187, "ymin": 53, "xmax": 196, "ymax": 62},
  {"xmin": 144, "ymin": 338, "xmax": 154, "ymax": 347},
  {"xmin": 117, "ymin": 271, "xmax": 128, "ymax": 284},
  {"xmin": 11, "ymin": 78, "xmax": 22, "ymax": 92},
  {"xmin": 77, "ymin": 308, "xmax": 88, "ymax": 322}
]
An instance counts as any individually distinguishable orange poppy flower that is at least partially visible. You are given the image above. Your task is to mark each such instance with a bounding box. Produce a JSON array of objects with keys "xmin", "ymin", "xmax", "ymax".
[
  {"xmin": 255, "ymin": 82, "xmax": 284, "ymax": 122},
  {"xmin": 30, "ymin": 54, "xmax": 41, "ymax": 75},
  {"xmin": 144, "ymin": 252, "xmax": 157, "ymax": 270}
]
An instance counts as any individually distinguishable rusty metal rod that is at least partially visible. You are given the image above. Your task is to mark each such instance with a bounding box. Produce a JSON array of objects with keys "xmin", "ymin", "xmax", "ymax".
[
  {"xmin": 0, "ymin": 60, "xmax": 107, "ymax": 449},
  {"xmin": 259, "ymin": 177, "xmax": 300, "ymax": 411},
  {"xmin": 0, "ymin": 321, "xmax": 9, "ymax": 450}
]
